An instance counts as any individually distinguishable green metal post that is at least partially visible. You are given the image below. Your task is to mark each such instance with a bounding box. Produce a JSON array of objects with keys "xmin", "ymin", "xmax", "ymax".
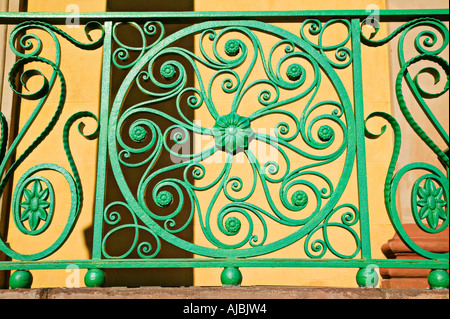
[
  {"xmin": 92, "ymin": 21, "xmax": 112, "ymax": 260},
  {"xmin": 351, "ymin": 18, "xmax": 372, "ymax": 260}
]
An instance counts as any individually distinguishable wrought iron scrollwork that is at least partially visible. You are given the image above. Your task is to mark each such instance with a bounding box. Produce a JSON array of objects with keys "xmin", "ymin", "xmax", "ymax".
[
  {"xmin": 300, "ymin": 19, "xmax": 353, "ymax": 69},
  {"xmin": 106, "ymin": 20, "xmax": 357, "ymax": 259},
  {"xmin": 0, "ymin": 21, "xmax": 103, "ymax": 260},
  {"xmin": 363, "ymin": 17, "xmax": 449, "ymax": 259},
  {"xmin": 0, "ymin": 9, "xmax": 447, "ymax": 289}
]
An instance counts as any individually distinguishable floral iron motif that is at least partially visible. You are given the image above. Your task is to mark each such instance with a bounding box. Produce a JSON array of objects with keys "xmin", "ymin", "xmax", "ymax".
[
  {"xmin": 211, "ymin": 112, "xmax": 255, "ymax": 154},
  {"xmin": 19, "ymin": 180, "xmax": 51, "ymax": 232},
  {"xmin": 417, "ymin": 178, "xmax": 447, "ymax": 230}
]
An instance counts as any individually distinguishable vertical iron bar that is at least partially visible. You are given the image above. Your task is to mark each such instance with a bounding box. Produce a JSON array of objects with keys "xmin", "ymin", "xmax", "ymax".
[
  {"xmin": 92, "ymin": 21, "xmax": 112, "ymax": 259},
  {"xmin": 351, "ymin": 18, "xmax": 372, "ymax": 260}
]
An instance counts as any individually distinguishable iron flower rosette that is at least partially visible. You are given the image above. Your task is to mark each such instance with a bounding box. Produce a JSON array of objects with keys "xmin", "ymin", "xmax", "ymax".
[{"xmin": 211, "ymin": 112, "xmax": 255, "ymax": 154}]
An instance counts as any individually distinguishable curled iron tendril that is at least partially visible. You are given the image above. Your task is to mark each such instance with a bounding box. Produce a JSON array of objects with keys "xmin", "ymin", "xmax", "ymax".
[{"xmin": 0, "ymin": 21, "xmax": 103, "ymax": 260}]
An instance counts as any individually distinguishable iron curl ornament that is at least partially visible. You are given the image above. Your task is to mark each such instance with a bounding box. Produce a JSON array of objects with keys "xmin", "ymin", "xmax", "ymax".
[
  {"xmin": 363, "ymin": 17, "xmax": 449, "ymax": 259},
  {"xmin": 106, "ymin": 20, "xmax": 358, "ymax": 259},
  {"xmin": 300, "ymin": 19, "xmax": 353, "ymax": 69},
  {"xmin": 0, "ymin": 21, "xmax": 104, "ymax": 260}
]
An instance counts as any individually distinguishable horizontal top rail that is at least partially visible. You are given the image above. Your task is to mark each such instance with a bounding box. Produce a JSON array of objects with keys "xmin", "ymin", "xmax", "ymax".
[{"xmin": 0, "ymin": 9, "xmax": 449, "ymax": 24}]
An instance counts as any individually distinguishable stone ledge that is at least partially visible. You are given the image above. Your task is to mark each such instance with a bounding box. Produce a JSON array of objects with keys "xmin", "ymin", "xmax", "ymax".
[{"xmin": 0, "ymin": 286, "xmax": 448, "ymax": 299}]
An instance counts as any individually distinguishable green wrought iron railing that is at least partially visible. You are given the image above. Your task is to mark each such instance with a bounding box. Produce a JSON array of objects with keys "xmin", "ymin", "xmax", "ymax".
[{"xmin": 0, "ymin": 9, "xmax": 448, "ymax": 289}]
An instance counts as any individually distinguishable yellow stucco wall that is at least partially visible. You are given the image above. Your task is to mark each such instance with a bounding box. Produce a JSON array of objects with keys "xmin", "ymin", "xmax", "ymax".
[{"xmin": 5, "ymin": 0, "xmax": 444, "ymax": 288}]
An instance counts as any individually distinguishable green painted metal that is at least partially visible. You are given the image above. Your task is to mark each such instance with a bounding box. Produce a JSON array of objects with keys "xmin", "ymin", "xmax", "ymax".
[
  {"xmin": 356, "ymin": 266, "xmax": 379, "ymax": 288},
  {"xmin": 106, "ymin": 19, "xmax": 356, "ymax": 259},
  {"xmin": 9, "ymin": 270, "xmax": 33, "ymax": 289},
  {"xmin": 84, "ymin": 269, "xmax": 106, "ymax": 287},
  {"xmin": 0, "ymin": 20, "xmax": 103, "ymax": 262},
  {"xmin": 221, "ymin": 267, "xmax": 243, "ymax": 286},
  {"xmin": 363, "ymin": 17, "xmax": 449, "ymax": 261},
  {"xmin": 92, "ymin": 21, "xmax": 113, "ymax": 261},
  {"xmin": 351, "ymin": 18, "xmax": 372, "ymax": 260},
  {"xmin": 0, "ymin": 9, "xmax": 449, "ymax": 24},
  {"xmin": 0, "ymin": 9, "xmax": 448, "ymax": 288},
  {"xmin": 428, "ymin": 269, "xmax": 449, "ymax": 289},
  {"xmin": 0, "ymin": 258, "xmax": 448, "ymax": 271}
]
